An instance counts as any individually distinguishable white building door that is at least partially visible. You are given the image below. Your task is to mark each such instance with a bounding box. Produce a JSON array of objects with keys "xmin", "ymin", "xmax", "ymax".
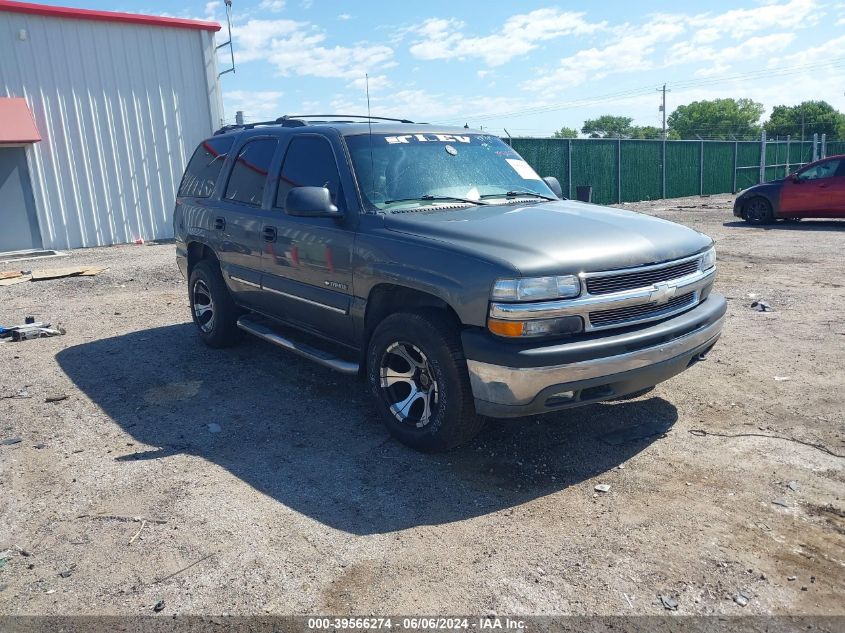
[{"xmin": 0, "ymin": 147, "xmax": 41, "ymax": 253}]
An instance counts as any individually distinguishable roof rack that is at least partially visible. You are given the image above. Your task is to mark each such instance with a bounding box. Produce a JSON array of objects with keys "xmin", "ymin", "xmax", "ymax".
[{"xmin": 214, "ymin": 114, "xmax": 417, "ymax": 135}]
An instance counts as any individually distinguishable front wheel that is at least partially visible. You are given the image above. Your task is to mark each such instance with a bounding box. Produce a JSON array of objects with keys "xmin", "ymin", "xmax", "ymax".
[
  {"xmin": 366, "ymin": 311, "xmax": 483, "ymax": 452},
  {"xmin": 743, "ymin": 197, "xmax": 773, "ymax": 224}
]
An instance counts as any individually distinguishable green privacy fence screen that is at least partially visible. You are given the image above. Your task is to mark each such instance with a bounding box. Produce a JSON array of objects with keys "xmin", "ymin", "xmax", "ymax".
[{"xmin": 510, "ymin": 137, "xmax": 840, "ymax": 206}]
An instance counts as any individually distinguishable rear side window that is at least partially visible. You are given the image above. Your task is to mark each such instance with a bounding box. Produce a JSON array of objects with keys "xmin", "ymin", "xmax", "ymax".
[
  {"xmin": 178, "ymin": 137, "xmax": 234, "ymax": 198},
  {"xmin": 224, "ymin": 138, "xmax": 279, "ymax": 206},
  {"xmin": 276, "ymin": 135, "xmax": 342, "ymax": 208},
  {"xmin": 799, "ymin": 159, "xmax": 841, "ymax": 181}
]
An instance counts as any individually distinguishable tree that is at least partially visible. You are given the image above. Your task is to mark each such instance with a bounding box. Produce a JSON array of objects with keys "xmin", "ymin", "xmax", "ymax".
[
  {"xmin": 765, "ymin": 101, "xmax": 845, "ymax": 140},
  {"xmin": 581, "ymin": 115, "xmax": 633, "ymax": 138},
  {"xmin": 552, "ymin": 126, "xmax": 578, "ymax": 138},
  {"xmin": 667, "ymin": 98, "xmax": 764, "ymax": 140},
  {"xmin": 628, "ymin": 125, "xmax": 663, "ymax": 139}
]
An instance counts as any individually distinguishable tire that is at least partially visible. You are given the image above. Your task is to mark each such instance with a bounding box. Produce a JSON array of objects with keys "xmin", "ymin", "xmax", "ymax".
[
  {"xmin": 743, "ymin": 197, "xmax": 773, "ymax": 224},
  {"xmin": 188, "ymin": 259, "xmax": 241, "ymax": 348},
  {"xmin": 366, "ymin": 310, "xmax": 483, "ymax": 452}
]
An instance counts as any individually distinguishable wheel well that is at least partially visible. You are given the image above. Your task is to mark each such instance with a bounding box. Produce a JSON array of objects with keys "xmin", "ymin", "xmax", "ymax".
[
  {"xmin": 364, "ymin": 285, "xmax": 461, "ymax": 340},
  {"xmin": 187, "ymin": 242, "xmax": 219, "ymax": 276}
]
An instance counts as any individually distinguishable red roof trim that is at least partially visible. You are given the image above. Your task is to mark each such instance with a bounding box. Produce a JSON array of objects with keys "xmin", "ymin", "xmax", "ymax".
[
  {"xmin": 0, "ymin": 97, "xmax": 41, "ymax": 144},
  {"xmin": 0, "ymin": 0, "xmax": 221, "ymax": 32}
]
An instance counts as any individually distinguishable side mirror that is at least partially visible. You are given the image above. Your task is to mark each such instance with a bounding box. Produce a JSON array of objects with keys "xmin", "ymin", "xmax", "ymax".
[
  {"xmin": 790, "ymin": 174, "xmax": 801, "ymax": 184},
  {"xmin": 285, "ymin": 186, "xmax": 340, "ymax": 217},
  {"xmin": 542, "ymin": 176, "xmax": 563, "ymax": 199}
]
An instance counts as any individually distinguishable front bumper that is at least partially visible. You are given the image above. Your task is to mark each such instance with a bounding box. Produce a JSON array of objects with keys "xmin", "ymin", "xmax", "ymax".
[{"xmin": 462, "ymin": 293, "xmax": 726, "ymax": 417}]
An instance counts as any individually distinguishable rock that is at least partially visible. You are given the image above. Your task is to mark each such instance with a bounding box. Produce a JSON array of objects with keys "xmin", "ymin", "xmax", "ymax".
[
  {"xmin": 594, "ymin": 484, "xmax": 611, "ymax": 493},
  {"xmin": 45, "ymin": 393, "xmax": 69, "ymax": 403},
  {"xmin": 58, "ymin": 569, "xmax": 73, "ymax": 578},
  {"xmin": 734, "ymin": 592, "xmax": 749, "ymax": 607},
  {"xmin": 33, "ymin": 443, "xmax": 46, "ymax": 449},
  {"xmin": 659, "ymin": 595, "xmax": 678, "ymax": 611},
  {"xmin": 1, "ymin": 437, "xmax": 23, "ymax": 446},
  {"xmin": 153, "ymin": 599, "xmax": 165, "ymax": 612},
  {"xmin": 773, "ymin": 376, "xmax": 790, "ymax": 382},
  {"xmin": 751, "ymin": 300, "xmax": 771, "ymax": 312},
  {"xmin": 787, "ymin": 576, "xmax": 797, "ymax": 581},
  {"xmin": 787, "ymin": 480, "xmax": 798, "ymax": 491},
  {"xmin": 772, "ymin": 498, "xmax": 789, "ymax": 508},
  {"xmin": 207, "ymin": 423, "xmax": 221, "ymax": 433}
]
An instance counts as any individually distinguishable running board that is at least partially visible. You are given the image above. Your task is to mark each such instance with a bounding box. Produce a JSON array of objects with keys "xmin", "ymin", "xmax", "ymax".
[{"xmin": 236, "ymin": 316, "xmax": 359, "ymax": 375}]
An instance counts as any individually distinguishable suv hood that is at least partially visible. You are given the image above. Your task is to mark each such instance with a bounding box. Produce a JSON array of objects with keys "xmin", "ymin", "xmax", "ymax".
[{"xmin": 383, "ymin": 199, "xmax": 712, "ymax": 276}]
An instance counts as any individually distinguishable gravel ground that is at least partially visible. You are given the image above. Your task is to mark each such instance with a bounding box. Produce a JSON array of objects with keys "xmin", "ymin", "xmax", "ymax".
[{"xmin": 1, "ymin": 194, "xmax": 843, "ymax": 617}]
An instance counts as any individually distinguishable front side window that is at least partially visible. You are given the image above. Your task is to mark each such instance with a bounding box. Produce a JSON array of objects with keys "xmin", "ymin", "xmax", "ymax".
[
  {"xmin": 276, "ymin": 135, "xmax": 342, "ymax": 208},
  {"xmin": 178, "ymin": 137, "xmax": 234, "ymax": 198},
  {"xmin": 345, "ymin": 133, "xmax": 555, "ymax": 212},
  {"xmin": 799, "ymin": 159, "xmax": 841, "ymax": 181},
  {"xmin": 224, "ymin": 138, "xmax": 278, "ymax": 206}
]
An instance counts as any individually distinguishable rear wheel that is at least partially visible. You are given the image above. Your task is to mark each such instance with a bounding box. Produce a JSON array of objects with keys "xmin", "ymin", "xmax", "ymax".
[
  {"xmin": 366, "ymin": 311, "xmax": 483, "ymax": 452},
  {"xmin": 188, "ymin": 259, "xmax": 241, "ymax": 348},
  {"xmin": 743, "ymin": 197, "xmax": 773, "ymax": 224}
]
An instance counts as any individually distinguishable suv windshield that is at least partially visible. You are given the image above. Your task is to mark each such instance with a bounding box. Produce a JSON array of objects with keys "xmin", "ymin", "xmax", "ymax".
[{"xmin": 345, "ymin": 133, "xmax": 556, "ymax": 211}]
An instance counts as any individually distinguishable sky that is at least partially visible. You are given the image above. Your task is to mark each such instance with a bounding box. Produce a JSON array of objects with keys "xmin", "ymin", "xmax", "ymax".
[{"xmin": 37, "ymin": 0, "xmax": 845, "ymax": 136}]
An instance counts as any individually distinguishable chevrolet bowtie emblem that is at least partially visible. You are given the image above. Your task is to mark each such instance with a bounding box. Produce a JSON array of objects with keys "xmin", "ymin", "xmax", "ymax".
[{"xmin": 648, "ymin": 282, "xmax": 676, "ymax": 305}]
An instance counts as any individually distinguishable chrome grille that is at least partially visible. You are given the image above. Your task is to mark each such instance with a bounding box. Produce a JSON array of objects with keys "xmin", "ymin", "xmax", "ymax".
[
  {"xmin": 586, "ymin": 259, "xmax": 701, "ymax": 295},
  {"xmin": 588, "ymin": 292, "xmax": 695, "ymax": 328}
]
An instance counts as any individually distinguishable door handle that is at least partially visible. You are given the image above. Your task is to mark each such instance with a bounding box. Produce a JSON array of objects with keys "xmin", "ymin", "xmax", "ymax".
[
  {"xmin": 263, "ymin": 226, "xmax": 277, "ymax": 242},
  {"xmin": 214, "ymin": 217, "xmax": 226, "ymax": 230}
]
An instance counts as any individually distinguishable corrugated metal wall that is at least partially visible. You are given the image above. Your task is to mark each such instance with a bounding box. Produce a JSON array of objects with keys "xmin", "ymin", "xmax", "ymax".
[
  {"xmin": 0, "ymin": 12, "xmax": 222, "ymax": 249},
  {"xmin": 511, "ymin": 137, "xmax": 837, "ymax": 205}
]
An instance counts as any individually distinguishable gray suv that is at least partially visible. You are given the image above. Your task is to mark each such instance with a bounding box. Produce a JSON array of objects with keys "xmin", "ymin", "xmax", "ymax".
[{"xmin": 174, "ymin": 115, "xmax": 725, "ymax": 451}]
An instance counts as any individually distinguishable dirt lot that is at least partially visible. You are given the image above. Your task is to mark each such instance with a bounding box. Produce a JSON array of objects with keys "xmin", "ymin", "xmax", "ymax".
[{"xmin": 1, "ymin": 194, "xmax": 843, "ymax": 617}]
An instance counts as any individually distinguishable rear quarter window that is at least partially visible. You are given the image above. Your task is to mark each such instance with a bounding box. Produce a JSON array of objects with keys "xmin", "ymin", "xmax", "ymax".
[{"xmin": 178, "ymin": 137, "xmax": 235, "ymax": 198}]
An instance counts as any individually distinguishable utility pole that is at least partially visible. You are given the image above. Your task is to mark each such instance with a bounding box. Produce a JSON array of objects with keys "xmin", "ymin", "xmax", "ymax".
[{"xmin": 657, "ymin": 84, "xmax": 671, "ymax": 139}]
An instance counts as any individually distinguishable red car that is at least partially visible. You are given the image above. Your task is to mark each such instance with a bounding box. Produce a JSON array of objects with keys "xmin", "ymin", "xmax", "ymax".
[{"xmin": 734, "ymin": 154, "xmax": 845, "ymax": 223}]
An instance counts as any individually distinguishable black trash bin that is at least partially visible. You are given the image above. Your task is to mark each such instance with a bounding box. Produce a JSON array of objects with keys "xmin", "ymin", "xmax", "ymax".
[{"xmin": 575, "ymin": 185, "xmax": 592, "ymax": 203}]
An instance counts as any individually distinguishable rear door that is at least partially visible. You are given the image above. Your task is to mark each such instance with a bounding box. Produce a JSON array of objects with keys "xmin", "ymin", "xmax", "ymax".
[
  {"xmin": 212, "ymin": 136, "xmax": 280, "ymax": 307},
  {"xmin": 781, "ymin": 158, "xmax": 842, "ymax": 217},
  {"xmin": 260, "ymin": 133, "xmax": 357, "ymax": 344}
]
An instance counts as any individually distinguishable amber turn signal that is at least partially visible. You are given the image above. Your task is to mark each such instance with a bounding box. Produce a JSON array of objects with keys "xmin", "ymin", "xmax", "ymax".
[{"xmin": 487, "ymin": 318, "xmax": 525, "ymax": 337}]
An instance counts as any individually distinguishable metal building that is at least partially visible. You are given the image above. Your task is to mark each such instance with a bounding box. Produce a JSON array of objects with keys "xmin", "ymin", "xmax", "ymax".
[{"xmin": 0, "ymin": 0, "xmax": 223, "ymax": 252}]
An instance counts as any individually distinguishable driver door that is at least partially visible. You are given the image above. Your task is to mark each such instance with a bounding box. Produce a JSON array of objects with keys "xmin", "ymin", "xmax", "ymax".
[
  {"xmin": 781, "ymin": 158, "xmax": 842, "ymax": 217},
  {"xmin": 260, "ymin": 133, "xmax": 357, "ymax": 344}
]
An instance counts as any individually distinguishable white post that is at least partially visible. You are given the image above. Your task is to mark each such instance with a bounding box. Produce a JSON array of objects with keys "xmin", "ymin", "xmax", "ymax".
[
  {"xmin": 821, "ymin": 133, "xmax": 827, "ymax": 159},
  {"xmin": 759, "ymin": 130, "xmax": 767, "ymax": 184},
  {"xmin": 812, "ymin": 133, "xmax": 819, "ymax": 162}
]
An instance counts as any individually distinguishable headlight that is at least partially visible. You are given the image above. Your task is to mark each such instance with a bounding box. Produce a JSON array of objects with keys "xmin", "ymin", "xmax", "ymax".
[
  {"xmin": 491, "ymin": 275, "xmax": 581, "ymax": 302},
  {"xmin": 699, "ymin": 246, "xmax": 716, "ymax": 271}
]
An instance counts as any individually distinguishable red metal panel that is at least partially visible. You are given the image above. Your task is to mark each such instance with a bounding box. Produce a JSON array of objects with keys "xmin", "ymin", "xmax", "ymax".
[
  {"xmin": 0, "ymin": 97, "xmax": 41, "ymax": 144},
  {"xmin": 0, "ymin": 0, "xmax": 221, "ymax": 32}
]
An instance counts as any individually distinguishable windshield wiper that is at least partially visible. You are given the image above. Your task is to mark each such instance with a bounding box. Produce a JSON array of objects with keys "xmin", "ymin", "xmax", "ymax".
[
  {"xmin": 383, "ymin": 195, "xmax": 488, "ymax": 206},
  {"xmin": 480, "ymin": 190, "xmax": 557, "ymax": 201}
]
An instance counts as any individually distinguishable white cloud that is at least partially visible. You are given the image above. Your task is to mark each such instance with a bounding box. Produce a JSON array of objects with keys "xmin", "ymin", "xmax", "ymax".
[
  {"xmin": 204, "ymin": 1, "xmax": 220, "ymax": 19},
  {"xmin": 338, "ymin": 13, "xmax": 352, "ymax": 21},
  {"xmin": 259, "ymin": 0, "xmax": 286, "ymax": 12},
  {"xmin": 224, "ymin": 90, "xmax": 284, "ymax": 121},
  {"xmin": 408, "ymin": 9, "xmax": 606, "ymax": 67},
  {"xmin": 233, "ymin": 19, "xmax": 394, "ymax": 87},
  {"xmin": 668, "ymin": 32, "xmax": 796, "ymax": 69},
  {"xmin": 527, "ymin": 16, "xmax": 684, "ymax": 91},
  {"xmin": 349, "ymin": 74, "xmax": 391, "ymax": 92},
  {"xmin": 686, "ymin": 0, "xmax": 819, "ymax": 40}
]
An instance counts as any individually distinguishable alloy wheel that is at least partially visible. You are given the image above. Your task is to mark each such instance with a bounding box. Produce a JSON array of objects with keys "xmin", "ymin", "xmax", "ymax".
[
  {"xmin": 192, "ymin": 279, "xmax": 215, "ymax": 333},
  {"xmin": 379, "ymin": 342, "xmax": 439, "ymax": 428}
]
